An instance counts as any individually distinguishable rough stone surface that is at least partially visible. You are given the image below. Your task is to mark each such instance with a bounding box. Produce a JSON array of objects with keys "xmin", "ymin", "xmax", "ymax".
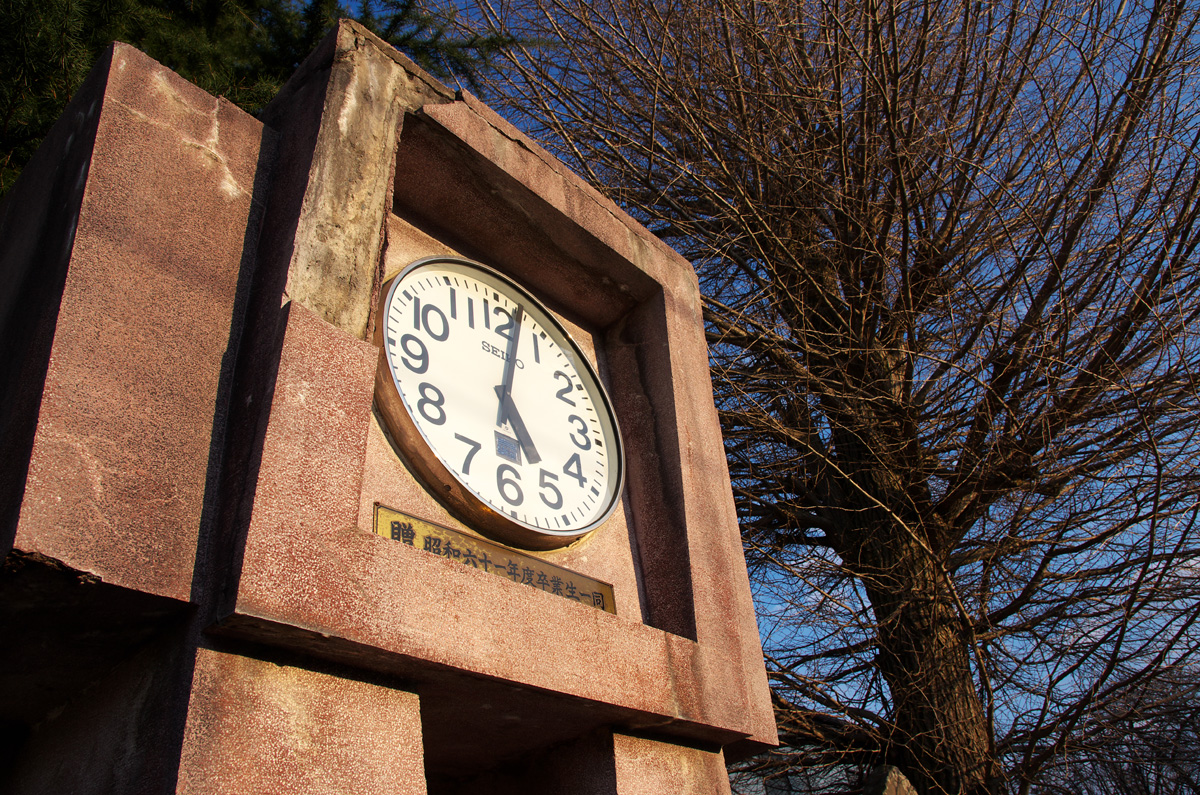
[
  {"xmin": 0, "ymin": 48, "xmax": 108, "ymax": 548},
  {"xmin": 863, "ymin": 765, "xmax": 919, "ymax": 795},
  {"xmin": 2, "ymin": 18, "xmax": 776, "ymax": 793},
  {"xmin": 11, "ymin": 42, "xmax": 270, "ymax": 602},
  {"xmin": 229, "ymin": 275, "xmax": 765, "ymax": 762},
  {"xmin": 232, "ymin": 299, "xmax": 378, "ymax": 613},
  {"xmin": 425, "ymin": 95, "xmax": 687, "ymax": 300},
  {"xmin": 391, "ymin": 111, "xmax": 656, "ymax": 333},
  {"xmin": 177, "ymin": 647, "xmax": 426, "ymax": 794},
  {"xmin": 224, "ymin": 15, "xmax": 774, "ymax": 767},
  {"xmin": 277, "ymin": 22, "xmax": 453, "ymax": 341},
  {"xmin": 612, "ymin": 733, "xmax": 733, "ymax": 795}
]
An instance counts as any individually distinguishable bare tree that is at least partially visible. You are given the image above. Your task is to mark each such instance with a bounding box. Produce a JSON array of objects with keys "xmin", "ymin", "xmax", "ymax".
[
  {"xmin": 473, "ymin": 0, "xmax": 1200, "ymax": 793},
  {"xmin": 1036, "ymin": 670, "xmax": 1200, "ymax": 795}
]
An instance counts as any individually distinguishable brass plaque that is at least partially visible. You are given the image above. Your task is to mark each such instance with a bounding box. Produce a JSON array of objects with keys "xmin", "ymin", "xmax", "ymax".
[{"xmin": 373, "ymin": 504, "xmax": 616, "ymax": 615}]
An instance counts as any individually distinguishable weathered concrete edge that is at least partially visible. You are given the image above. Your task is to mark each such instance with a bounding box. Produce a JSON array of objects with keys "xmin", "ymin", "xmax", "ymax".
[{"xmin": 274, "ymin": 21, "xmax": 456, "ymax": 341}]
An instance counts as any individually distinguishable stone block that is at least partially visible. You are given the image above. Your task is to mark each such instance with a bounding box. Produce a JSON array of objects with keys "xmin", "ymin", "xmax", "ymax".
[
  {"xmin": 177, "ymin": 648, "xmax": 426, "ymax": 794},
  {"xmin": 613, "ymin": 733, "xmax": 733, "ymax": 795},
  {"xmin": 864, "ymin": 765, "xmax": 919, "ymax": 795},
  {"xmin": 7, "ymin": 42, "xmax": 271, "ymax": 603},
  {"xmin": 1, "ymin": 19, "xmax": 776, "ymax": 793}
]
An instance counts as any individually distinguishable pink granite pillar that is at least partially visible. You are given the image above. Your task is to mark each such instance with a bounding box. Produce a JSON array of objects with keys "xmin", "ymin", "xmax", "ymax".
[
  {"xmin": 613, "ymin": 733, "xmax": 733, "ymax": 795},
  {"xmin": 1, "ymin": 20, "xmax": 776, "ymax": 795},
  {"xmin": 177, "ymin": 649, "xmax": 426, "ymax": 795}
]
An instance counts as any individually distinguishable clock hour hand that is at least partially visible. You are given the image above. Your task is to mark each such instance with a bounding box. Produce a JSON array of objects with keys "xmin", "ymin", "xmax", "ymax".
[
  {"xmin": 496, "ymin": 304, "xmax": 524, "ymax": 426},
  {"xmin": 495, "ymin": 386, "xmax": 542, "ymax": 464}
]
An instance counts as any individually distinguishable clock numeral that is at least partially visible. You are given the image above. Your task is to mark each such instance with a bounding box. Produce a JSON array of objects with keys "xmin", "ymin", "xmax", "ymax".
[
  {"xmin": 554, "ymin": 371, "xmax": 576, "ymax": 406},
  {"xmin": 413, "ymin": 297, "xmax": 449, "ymax": 342},
  {"xmin": 454, "ymin": 434, "xmax": 481, "ymax": 474},
  {"xmin": 563, "ymin": 453, "xmax": 587, "ymax": 488},
  {"xmin": 416, "ymin": 382, "xmax": 446, "ymax": 425},
  {"xmin": 494, "ymin": 306, "xmax": 515, "ymax": 340},
  {"xmin": 497, "ymin": 464, "xmax": 524, "ymax": 506},
  {"xmin": 531, "ymin": 332, "xmax": 541, "ymax": 363},
  {"xmin": 567, "ymin": 415, "xmax": 592, "ymax": 450},
  {"xmin": 399, "ymin": 334, "xmax": 428, "ymax": 374},
  {"xmin": 538, "ymin": 469, "xmax": 563, "ymax": 509}
]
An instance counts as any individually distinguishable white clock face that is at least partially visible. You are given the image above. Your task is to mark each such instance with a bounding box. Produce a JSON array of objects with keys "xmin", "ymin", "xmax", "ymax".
[{"xmin": 376, "ymin": 257, "xmax": 625, "ymax": 549}]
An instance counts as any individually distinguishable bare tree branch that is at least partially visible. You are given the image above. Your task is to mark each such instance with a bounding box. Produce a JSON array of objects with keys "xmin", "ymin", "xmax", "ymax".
[{"xmin": 476, "ymin": 0, "xmax": 1200, "ymax": 792}]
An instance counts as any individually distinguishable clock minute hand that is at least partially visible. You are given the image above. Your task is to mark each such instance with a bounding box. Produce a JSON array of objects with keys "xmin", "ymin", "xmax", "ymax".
[
  {"xmin": 493, "ymin": 304, "xmax": 541, "ymax": 463},
  {"xmin": 496, "ymin": 304, "xmax": 524, "ymax": 426},
  {"xmin": 494, "ymin": 386, "xmax": 542, "ymax": 464}
]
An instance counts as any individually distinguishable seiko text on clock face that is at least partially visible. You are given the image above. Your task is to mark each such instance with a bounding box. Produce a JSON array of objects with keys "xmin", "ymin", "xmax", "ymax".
[{"xmin": 377, "ymin": 257, "xmax": 625, "ymax": 548}]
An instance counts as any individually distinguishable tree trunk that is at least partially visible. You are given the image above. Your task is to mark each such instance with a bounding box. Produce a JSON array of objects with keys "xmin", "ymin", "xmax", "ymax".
[
  {"xmin": 858, "ymin": 528, "xmax": 999, "ymax": 795},
  {"xmin": 821, "ymin": 386, "xmax": 1001, "ymax": 793}
]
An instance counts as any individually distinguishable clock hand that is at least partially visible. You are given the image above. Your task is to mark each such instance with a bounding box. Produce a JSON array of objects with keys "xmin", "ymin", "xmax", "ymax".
[
  {"xmin": 494, "ymin": 304, "xmax": 542, "ymax": 463},
  {"xmin": 496, "ymin": 304, "xmax": 524, "ymax": 426},
  {"xmin": 494, "ymin": 386, "xmax": 542, "ymax": 464}
]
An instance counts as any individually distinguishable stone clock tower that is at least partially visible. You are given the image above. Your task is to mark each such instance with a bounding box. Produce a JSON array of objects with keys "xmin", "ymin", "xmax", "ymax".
[{"xmin": 0, "ymin": 21, "xmax": 776, "ymax": 794}]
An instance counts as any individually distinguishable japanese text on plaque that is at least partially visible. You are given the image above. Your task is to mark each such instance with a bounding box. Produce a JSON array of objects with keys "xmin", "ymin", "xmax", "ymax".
[{"xmin": 373, "ymin": 504, "xmax": 616, "ymax": 615}]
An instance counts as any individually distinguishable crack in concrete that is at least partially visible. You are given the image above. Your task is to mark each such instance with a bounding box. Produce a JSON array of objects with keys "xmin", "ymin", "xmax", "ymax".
[{"xmin": 108, "ymin": 69, "xmax": 247, "ymax": 200}]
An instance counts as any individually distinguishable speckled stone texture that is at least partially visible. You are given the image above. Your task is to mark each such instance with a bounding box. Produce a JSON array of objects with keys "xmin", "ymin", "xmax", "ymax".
[
  {"xmin": 8, "ymin": 42, "xmax": 270, "ymax": 602},
  {"xmin": 177, "ymin": 648, "xmax": 426, "ymax": 795},
  {"xmin": 2, "ymin": 19, "xmax": 775, "ymax": 795},
  {"xmin": 1, "ymin": 42, "xmax": 274, "ymax": 793},
  {"xmin": 222, "ymin": 20, "xmax": 774, "ymax": 774},
  {"xmin": 614, "ymin": 733, "xmax": 734, "ymax": 795}
]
